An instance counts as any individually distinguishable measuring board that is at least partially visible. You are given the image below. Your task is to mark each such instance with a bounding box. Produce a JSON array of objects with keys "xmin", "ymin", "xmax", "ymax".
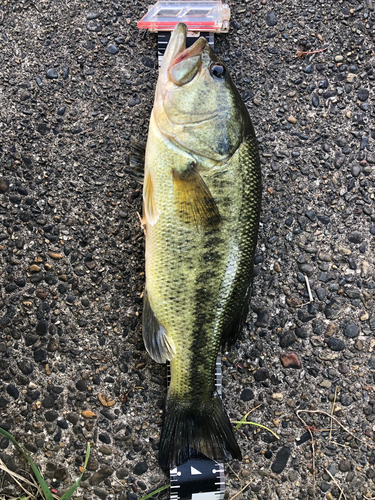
[
  {"xmin": 158, "ymin": 29, "xmax": 225, "ymax": 500},
  {"xmin": 170, "ymin": 457, "xmax": 225, "ymax": 500},
  {"xmin": 138, "ymin": 4, "xmax": 231, "ymax": 498},
  {"xmin": 159, "ymin": 28, "xmax": 225, "ymax": 500},
  {"xmin": 166, "ymin": 357, "xmax": 225, "ymax": 500}
]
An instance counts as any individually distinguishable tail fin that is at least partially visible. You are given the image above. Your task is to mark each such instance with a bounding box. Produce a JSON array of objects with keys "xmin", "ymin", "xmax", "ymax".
[{"xmin": 158, "ymin": 393, "xmax": 241, "ymax": 470}]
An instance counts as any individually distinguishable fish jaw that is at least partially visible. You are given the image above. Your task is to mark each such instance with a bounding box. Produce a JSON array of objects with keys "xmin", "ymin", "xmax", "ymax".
[
  {"xmin": 155, "ymin": 24, "xmax": 208, "ymax": 108},
  {"xmin": 153, "ymin": 23, "xmax": 188, "ymax": 139},
  {"xmin": 168, "ymin": 37, "xmax": 207, "ymax": 86},
  {"xmin": 155, "ymin": 23, "xmax": 187, "ymax": 103}
]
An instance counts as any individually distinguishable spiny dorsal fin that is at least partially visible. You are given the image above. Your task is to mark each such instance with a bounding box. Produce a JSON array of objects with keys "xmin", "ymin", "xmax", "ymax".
[
  {"xmin": 130, "ymin": 141, "xmax": 146, "ymax": 169},
  {"xmin": 142, "ymin": 291, "xmax": 175, "ymax": 363},
  {"xmin": 124, "ymin": 141, "xmax": 146, "ymax": 183},
  {"xmin": 143, "ymin": 171, "xmax": 160, "ymax": 226},
  {"xmin": 172, "ymin": 163, "xmax": 221, "ymax": 229}
]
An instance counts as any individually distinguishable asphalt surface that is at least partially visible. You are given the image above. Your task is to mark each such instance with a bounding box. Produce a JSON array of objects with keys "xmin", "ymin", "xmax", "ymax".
[{"xmin": 0, "ymin": 0, "xmax": 375, "ymax": 499}]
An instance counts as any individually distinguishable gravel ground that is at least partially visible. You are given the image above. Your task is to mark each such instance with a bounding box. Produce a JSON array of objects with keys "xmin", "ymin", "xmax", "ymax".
[{"xmin": 0, "ymin": 0, "xmax": 375, "ymax": 499}]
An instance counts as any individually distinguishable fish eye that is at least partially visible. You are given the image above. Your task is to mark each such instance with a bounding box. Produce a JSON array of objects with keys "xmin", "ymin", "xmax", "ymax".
[{"xmin": 210, "ymin": 64, "xmax": 226, "ymax": 79}]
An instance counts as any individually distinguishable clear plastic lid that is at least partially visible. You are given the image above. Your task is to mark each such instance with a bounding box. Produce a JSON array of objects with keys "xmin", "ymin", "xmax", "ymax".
[{"xmin": 137, "ymin": 1, "xmax": 231, "ymax": 33}]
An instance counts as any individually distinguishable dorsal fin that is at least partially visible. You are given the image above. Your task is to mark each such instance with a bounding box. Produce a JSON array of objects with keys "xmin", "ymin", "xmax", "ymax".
[
  {"xmin": 220, "ymin": 285, "xmax": 252, "ymax": 348},
  {"xmin": 130, "ymin": 141, "xmax": 146, "ymax": 169},
  {"xmin": 124, "ymin": 141, "xmax": 146, "ymax": 182}
]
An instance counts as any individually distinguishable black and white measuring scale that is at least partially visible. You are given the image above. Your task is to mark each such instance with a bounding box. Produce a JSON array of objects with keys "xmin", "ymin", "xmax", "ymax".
[
  {"xmin": 164, "ymin": 357, "xmax": 225, "ymax": 500},
  {"xmin": 166, "ymin": 357, "xmax": 225, "ymax": 500},
  {"xmin": 138, "ymin": 3, "xmax": 231, "ymax": 499}
]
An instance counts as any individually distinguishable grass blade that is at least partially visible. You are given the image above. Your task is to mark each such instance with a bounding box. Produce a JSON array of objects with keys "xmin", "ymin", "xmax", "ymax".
[
  {"xmin": 59, "ymin": 443, "xmax": 91, "ymax": 500},
  {"xmin": 0, "ymin": 457, "xmax": 39, "ymax": 490},
  {"xmin": 0, "ymin": 427, "xmax": 54, "ymax": 500},
  {"xmin": 231, "ymin": 421, "xmax": 280, "ymax": 440},
  {"xmin": 139, "ymin": 484, "xmax": 170, "ymax": 500},
  {"xmin": 234, "ymin": 410, "xmax": 252, "ymax": 430}
]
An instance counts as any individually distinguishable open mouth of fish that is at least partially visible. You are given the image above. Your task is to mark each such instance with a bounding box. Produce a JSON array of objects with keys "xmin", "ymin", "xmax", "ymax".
[{"xmin": 165, "ymin": 24, "xmax": 208, "ymax": 86}]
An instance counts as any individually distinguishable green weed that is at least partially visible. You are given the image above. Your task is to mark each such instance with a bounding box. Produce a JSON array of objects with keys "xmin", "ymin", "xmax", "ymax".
[{"xmin": 0, "ymin": 427, "xmax": 90, "ymax": 500}]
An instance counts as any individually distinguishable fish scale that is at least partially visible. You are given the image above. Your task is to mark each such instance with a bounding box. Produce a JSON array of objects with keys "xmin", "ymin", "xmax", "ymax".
[{"xmin": 142, "ymin": 23, "xmax": 261, "ymax": 470}]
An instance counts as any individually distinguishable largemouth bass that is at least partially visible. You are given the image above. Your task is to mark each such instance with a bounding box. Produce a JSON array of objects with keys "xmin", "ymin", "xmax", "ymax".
[{"xmin": 142, "ymin": 23, "xmax": 261, "ymax": 470}]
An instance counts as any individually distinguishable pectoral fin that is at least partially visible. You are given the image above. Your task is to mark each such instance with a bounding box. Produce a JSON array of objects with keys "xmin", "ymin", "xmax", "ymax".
[
  {"xmin": 172, "ymin": 164, "xmax": 221, "ymax": 228},
  {"xmin": 142, "ymin": 291, "xmax": 175, "ymax": 364},
  {"xmin": 143, "ymin": 171, "xmax": 159, "ymax": 226}
]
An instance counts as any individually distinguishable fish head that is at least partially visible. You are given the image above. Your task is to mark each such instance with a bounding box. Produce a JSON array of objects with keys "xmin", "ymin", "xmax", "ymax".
[{"xmin": 154, "ymin": 23, "xmax": 247, "ymax": 162}]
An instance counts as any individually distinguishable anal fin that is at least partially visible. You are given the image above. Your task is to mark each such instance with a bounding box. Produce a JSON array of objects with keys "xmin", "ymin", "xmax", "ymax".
[{"xmin": 142, "ymin": 291, "xmax": 175, "ymax": 363}]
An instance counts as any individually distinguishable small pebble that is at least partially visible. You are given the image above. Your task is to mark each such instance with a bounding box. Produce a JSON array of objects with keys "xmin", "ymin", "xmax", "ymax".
[
  {"xmin": 240, "ymin": 389, "xmax": 254, "ymax": 401},
  {"xmin": 76, "ymin": 379, "xmax": 88, "ymax": 391},
  {"xmin": 87, "ymin": 11, "xmax": 100, "ymax": 20},
  {"xmin": 36, "ymin": 320, "xmax": 48, "ymax": 336},
  {"xmin": 272, "ymin": 392, "xmax": 284, "ymax": 402},
  {"xmin": 280, "ymin": 353, "xmax": 301, "ymax": 369},
  {"xmin": 6, "ymin": 384, "xmax": 19, "ymax": 400},
  {"xmin": 348, "ymin": 231, "xmax": 363, "ymax": 244},
  {"xmin": 42, "ymin": 397, "xmax": 55, "ymax": 409},
  {"xmin": 254, "ymin": 368, "xmax": 269, "ymax": 382},
  {"xmin": 320, "ymin": 380, "xmax": 332, "ymax": 389},
  {"xmin": 279, "ymin": 331, "xmax": 296, "ymax": 348},
  {"xmin": 316, "ymin": 288, "xmax": 326, "ymax": 301},
  {"xmin": 82, "ymin": 410, "xmax": 97, "ymax": 418},
  {"xmin": 327, "ymin": 338, "xmax": 345, "ymax": 351},
  {"xmin": 265, "ymin": 10, "xmax": 277, "ymax": 26},
  {"xmin": 46, "ymin": 68, "xmax": 58, "ymax": 79},
  {"xmin": 34, "ymin": 349, "xmax": 47, "ymax": 362},
  {"xmin": 48, "ymin": 252, "xmax": 63, "ymax": 260},
  {"xmin": 133, "ymin": 462, "xmax": 148, "ymax": 475},
  {"xmin": 57, "ymin": 419, "xmax": 69, "ymax": 429},
  {"xmin": 358, "ymin": 88, "xmax": 369, "ymax": 101},
  {"xmin": 0, "ymin": 178, "xmax": 9, "ymax": 193},
  {"xmin": 45, "ymin": 410, "xmax": 58, "ymax": 422},
  {"xmin": 106, "ymin": 44, "xmax": 119, "ymax": 55},
  {"xmin": 99, "ymin": 433, "xmax": 111, "ymax": 444},
  {"xmin": 89, "ymin": 467, "xmax": 114, "ymax": 486},
  {"xmin": 344, "ymin": 324, "xmax": 359, "ymax": 338},
  {"xmin": 334, "ymin": 153, "xmax": 345, "ymax": 168},
  {"xmin": 341, "ymin": 394, "xmax": 353, "ymax": 406},
  {"xmin": 351, "ymin": 165, "xmax": 361, "ymax": 177},
  {"xmin": 338, "ymin": 460, "xmax": 351, "ymax": 472},
  {"xmin": 312, "ymin": 95, "xmax": 319, "ymax": 107},
  {"xmin": 141, "ymin": 56, "xmax": 154, "ymax": 69},
  {"xmin": 271, "ymin": 446, "xmax": 290, "ymax": 473}
]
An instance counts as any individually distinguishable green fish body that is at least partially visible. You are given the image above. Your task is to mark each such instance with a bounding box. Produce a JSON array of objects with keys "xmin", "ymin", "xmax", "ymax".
[{"xmin": 142, "ymin": 24, "xmax": 261, "ymax": 470}]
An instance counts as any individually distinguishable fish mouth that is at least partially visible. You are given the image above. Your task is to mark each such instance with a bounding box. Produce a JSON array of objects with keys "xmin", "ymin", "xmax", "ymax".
[
  {"xmin": 168, "ymin": 36, "xmax": 207, "ymax": 86},
  {"xmin": 159, "ymin": 23, "xmax": 208, "ymax": 86},
  {"xmin": 170, "ymin": 36, "xmax": 207, "ymax": 67},
  {"xmin": 159, "ymin": 23, "xmax": 187, "ymax": 76}
]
